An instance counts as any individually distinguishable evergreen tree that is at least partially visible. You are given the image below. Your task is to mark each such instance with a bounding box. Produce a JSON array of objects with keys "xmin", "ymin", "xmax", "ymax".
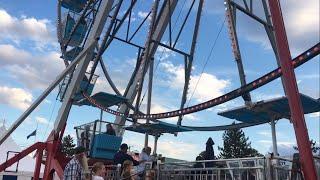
[
  {"xmin": 61, "ymin": 135, "xmax": 76, "ymax": 157},
  {"xmin": 218, "ymin": 122, "xmax": 262, "ymax": 158}
]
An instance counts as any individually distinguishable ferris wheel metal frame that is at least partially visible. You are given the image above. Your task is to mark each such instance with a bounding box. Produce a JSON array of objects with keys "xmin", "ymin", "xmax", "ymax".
[{"xmin": 0, "ymin": 0, "xmax": 319, "ymax": 179}]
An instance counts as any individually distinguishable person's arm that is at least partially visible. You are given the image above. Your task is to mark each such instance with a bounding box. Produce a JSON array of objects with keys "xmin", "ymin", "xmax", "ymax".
[{"xmin": 127, "ymin": 154, "xmax": 139, "ymax": 166}]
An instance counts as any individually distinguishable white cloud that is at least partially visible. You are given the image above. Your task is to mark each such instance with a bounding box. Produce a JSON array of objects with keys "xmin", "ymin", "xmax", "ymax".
[
  {"xmin": 161, "ymin": 61, "xmax": 230, "ymax": 102},
  {"xmin": 157, "ymin": 140, "xmax": 199, "ymax": 160},
  {"xmin": 137, "ymin": 11, "xmax": 150, "ymax": 20},
  {"xmin": 0, "ymin": 9, "xmax": 56, "ymax": 48},
  {"xmin": 0, "ymin": 86, "xmax": 33, "ymax": 110},
  {"xmin": 235, "ymin": 0, "xmax": 319, "ymax": 55},
  {"xmin": 35, "ymin": 116, "xmax": 49, "ymax": 125},
  {"xmin": 0, "ymin": 44, "xmax": 30, "ymax": 67},
  {"xmin": 0, "ymin": 44, "xmax": 64, "ymax": 90},
  {"xmin": 184, "ymin": 114, "xmax": 197, "ymax": 121},
  {"xmin": 125, "ymin": 133, "xmax": 199, "ymax": 160},
  {"xmin": 257, "ymin": 131, "xmax": 272, "ymax": 137},
  {"xmin": 308, "ymin": 112, "xmax": 320, "ymax": 118},
  {"xmin": 258, "ymin": 140, "xmax": 297, "ymax": 156},
  {"xmin": 251, "ymin": 93, "xmax": 283, "ymax": 102},
  {"xmin": 156, "ymin": 44, "xmax": 176, "ymax": 60},
  {"xmin": 150, "ymin": 104, "xmax": 168, "ymax": 113}
]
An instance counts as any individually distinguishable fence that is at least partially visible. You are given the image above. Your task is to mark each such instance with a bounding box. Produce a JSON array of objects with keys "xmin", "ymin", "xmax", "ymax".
[{"xmin": 104, "ymin": 156, "xmax": 320, "ymax": 180}]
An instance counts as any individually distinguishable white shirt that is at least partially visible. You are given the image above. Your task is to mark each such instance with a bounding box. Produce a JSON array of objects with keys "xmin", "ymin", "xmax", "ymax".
[
  {"xmin": 92, "ymin": 175, "xmax": 104, "ymax": 180},
  {"xmin": 137, "ymin": 152, "xmax": 153, "ymax": 173}
]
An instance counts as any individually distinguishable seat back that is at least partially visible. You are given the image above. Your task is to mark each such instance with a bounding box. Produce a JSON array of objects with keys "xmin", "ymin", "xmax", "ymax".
[
  {"xmin": 90, "ymin": 134, "xmax": 122, "ymax": 160},
  {"xmin": 61, "ymin": 0, "xmax": 87, "ymax": 13},
  {"xmin": 63, "ymin": 15, "xmax": 88, "ymax": 47}
]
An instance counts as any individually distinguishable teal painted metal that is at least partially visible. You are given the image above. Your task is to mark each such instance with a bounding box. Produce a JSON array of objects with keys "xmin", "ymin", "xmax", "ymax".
[
  {"xmin": 63, "ymin": 47, "xmax": 83, "ymax": 61},
  {"xmin": 78, "ymin": 92, "xmax": 127, "ymax": 107},
  {"xmin": 90, "ymin": 134, "xmax": 122, "ymax": 160},
  {"xmin": 218, "ymin": 93, "xmax": 320, "ymax": 123},
  {"xmin": 61, "ymin": 0, "xmax": 88, "ymax": 13},
  {"xmin": 63, "ymin": 15, "xmax": 88, "ymax": 47},
  {"xmin": 58, "ymin": 73, "xmax": 98, "ymax": 102},
  {"xmin": 125, "ymin": 121, "xmax": 192, "ymax": 135}
]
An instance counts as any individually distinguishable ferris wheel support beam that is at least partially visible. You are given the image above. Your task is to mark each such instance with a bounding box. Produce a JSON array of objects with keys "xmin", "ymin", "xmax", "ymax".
[
  {"xmin": 178, "ymin": 0, "xmax": 204, "ymax": 126},
  {"xmin": 228, "ymin": 0, "xmax": 282, "ymax": 79},
  {"xmin": 225, "ymin": 0, "xmax": 252, "ymax": 105},
  {"xmin": 115, "ymin": 0, "xmax": 178, "ymax": 134},
  {"xmin": 133, "ymin": 0, "xmax": 160, "ymax": 124},
  {"xmin": 267, "ymin": 0, "xmax": 317, "ymax": 178},
  {"xmin": 53, "ymin": 0, "xmax": 115, "ymax": 133}
]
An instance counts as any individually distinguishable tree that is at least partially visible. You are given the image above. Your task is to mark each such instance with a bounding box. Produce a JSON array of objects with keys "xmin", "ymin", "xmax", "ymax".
[
  {"xmin": 293, "ymin": 139, "xmax": 320, "ymax": 154},
  {"xmin": 61, "ymin": 135, "xmax": 76, "ymax": 157},
  {"xmin": 218, "ymin": 122, "xmax": 262, "ymax": 158}
]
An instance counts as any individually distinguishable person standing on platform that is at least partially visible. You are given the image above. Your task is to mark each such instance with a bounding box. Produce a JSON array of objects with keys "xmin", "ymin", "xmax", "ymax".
[
  {"xmin": 113, "ymin": 143, "xmax": 139, "ymax": 166},
  {"xmin": 63, "ymin": 146, "xmax": 90, "ymax": 180},
  {"xmin": 137, "ymin": 147, "xmax": 153, "ymax": 173}
]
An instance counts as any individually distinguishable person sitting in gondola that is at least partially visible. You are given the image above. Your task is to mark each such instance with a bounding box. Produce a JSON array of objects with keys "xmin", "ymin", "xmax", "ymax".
[
  {"xmin": 106, "ymin": 123, "xmax": 116, "ymax": 136},
  {"xmin": 80, "ymin": 125, "xmax": 91, "ymax": 151}
]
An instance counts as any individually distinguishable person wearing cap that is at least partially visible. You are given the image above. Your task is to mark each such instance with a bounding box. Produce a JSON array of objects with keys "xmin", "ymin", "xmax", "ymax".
[
  {"xmin": 63, "ymin": 146, "xmax": 89, "ymax": 180},
  {"xmin": 113, "ymin": 143, "xmax": 139, "ymax": 166}
]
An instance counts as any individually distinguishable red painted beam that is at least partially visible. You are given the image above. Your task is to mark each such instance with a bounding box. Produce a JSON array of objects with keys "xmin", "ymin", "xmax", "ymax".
[
  {"xmin": 33, "ymin": 149, "xmax": 43, "ymax": 180},
  {"xmin": 0, "ymin": 142, "xmax": 46, "ymax": 172},
  {"xmin": 52, "ymin": 159, "xmax": 64, "ymax": 179},
  {"xmin": 267, "ymin": 0, "xmax": 317, "ymax": 179}
]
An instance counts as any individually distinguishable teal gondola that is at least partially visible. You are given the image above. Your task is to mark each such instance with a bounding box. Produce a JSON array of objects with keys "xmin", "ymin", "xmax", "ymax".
[
  {"xmin": 62, "ymin": 15, "xmax": 88, "ymax": 47},
  {"xmin": 61, "ymin": 0, "xmax": 88, "ymax": 13}
]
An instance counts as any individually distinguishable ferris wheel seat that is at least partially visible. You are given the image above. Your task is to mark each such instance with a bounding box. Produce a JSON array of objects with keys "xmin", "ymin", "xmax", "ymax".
[
  {"xmin": 64, "ymin": 47, "xmax": 83, "ymax": 61},
  {"xmin": 63, "ymin": 47, "xmax": 97, "ymax": 61},
  {"xmin": 218, "ymin": 93, "xmax": 320, "ymax": 123},
  {"xmin": 90, "ymin": 134, "xmax": 123, "ymax": 160},
  {"xmin": 61, "ymin": 0, "xmax": 88, "ymax": 13},
  {"xmin": 73, "ymin": 74, "xmax": 98, "ymax": 101},
  {"xmin": 77, "ymin": 92, "xmax": 127, "ymax": 107},
  {"xmin": 62, "ymin": 15, "xmax": 88, "ymax": 47},
  {"xmin": 58, "ymin": 72, "xmax": 98, "ymax": 102}
]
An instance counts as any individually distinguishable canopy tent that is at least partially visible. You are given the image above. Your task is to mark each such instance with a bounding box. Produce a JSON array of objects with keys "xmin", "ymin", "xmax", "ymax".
[{"xmin": 0, "ymin": 124, "xmax": 41, "ymax": 173}]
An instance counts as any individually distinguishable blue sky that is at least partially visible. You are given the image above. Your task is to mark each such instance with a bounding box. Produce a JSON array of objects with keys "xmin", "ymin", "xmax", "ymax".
[{"xmin": 0, "ymin": 0, "xmax": 319, "ymax": 160}]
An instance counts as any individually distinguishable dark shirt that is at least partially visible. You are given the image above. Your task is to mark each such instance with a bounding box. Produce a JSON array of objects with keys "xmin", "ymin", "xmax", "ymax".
[
  {"xmin": 113, "ymin": 151, "xmax": 139, "ymax": 166},
  {"xmin": 106, "ymin": 129, "xmax": 116, "ymax": 136}
]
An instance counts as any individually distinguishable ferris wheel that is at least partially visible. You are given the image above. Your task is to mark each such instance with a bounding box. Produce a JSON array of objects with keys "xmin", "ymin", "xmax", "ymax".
[
  {"xmin": 54, "ymin": 0, "xmax": 320, "ymax": 129},
  {"xmin": 0, "ymin": 0, "xmax": 319, "ymax": 179}
]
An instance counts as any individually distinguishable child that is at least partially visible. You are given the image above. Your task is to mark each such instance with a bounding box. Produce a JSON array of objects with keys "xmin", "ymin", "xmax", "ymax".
[
  {"xmin": 121, "ymin": 160, "xmax": 134, "ymax": 180},
  {"xmin": 92, "ymin": 162, "xmax": 106, "ymax": 180}
]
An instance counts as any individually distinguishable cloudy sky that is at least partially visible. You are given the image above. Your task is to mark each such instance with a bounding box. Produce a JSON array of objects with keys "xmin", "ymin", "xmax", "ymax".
[{"xmin": 0, "ymin": 0, "xmax": 319, "ymax": 161}]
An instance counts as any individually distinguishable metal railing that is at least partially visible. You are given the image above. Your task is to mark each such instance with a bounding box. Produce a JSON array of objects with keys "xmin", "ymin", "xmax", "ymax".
[
  {"xmin": 103, "ymin": 156, "xmax": 320, "ymax": 180},
  {"xmin": 157, "ymin": 157, "xmax": 266, "ymax": 180}
]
